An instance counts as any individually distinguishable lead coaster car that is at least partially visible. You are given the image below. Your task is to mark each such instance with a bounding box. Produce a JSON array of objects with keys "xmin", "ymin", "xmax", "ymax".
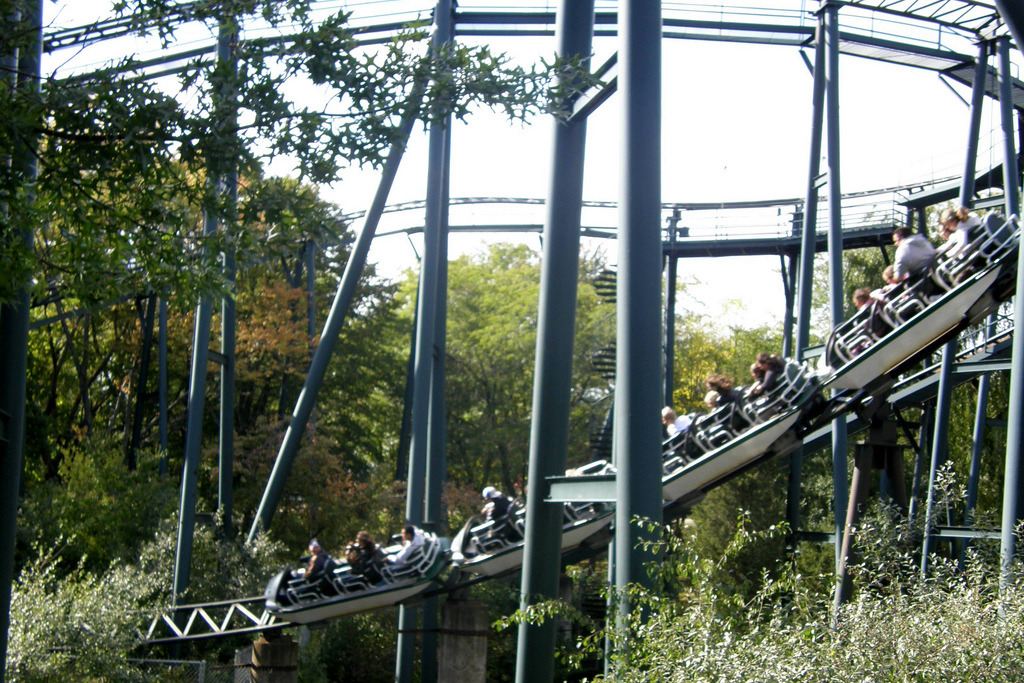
[
  {"xmin": 451, "ymin": 462, "xmax": 615, "ymax": 577},
  {"xmin": 824, "ymin": 214, "xmax": 1020, "ymax": 391}
]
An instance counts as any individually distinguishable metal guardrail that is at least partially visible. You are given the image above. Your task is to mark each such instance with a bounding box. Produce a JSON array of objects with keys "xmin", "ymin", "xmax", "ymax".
[{"xmin": 355, "ymin": 189, "xmax": 910, "ymax": 244}]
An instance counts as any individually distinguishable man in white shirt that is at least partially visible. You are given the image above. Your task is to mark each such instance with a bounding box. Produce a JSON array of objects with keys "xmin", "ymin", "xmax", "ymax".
[
  {"xmin": 388, "ymin": 525, "xmax": 424, "ymax": 565},
  {"xmin": 661, "ymin": 407, "xmax": 692, "ymax": 436}
]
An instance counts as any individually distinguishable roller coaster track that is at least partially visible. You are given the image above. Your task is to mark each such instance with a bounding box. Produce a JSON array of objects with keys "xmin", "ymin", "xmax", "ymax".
[
  {"xmin": 142, "ymin": 291, "xmax": 1018, "ymax": 644},
  {"xmin": 40, "ymin": 0, "xmax": 1019, "ymax": 649},
  {"xmin": 43, "ymin": 1, "xmax": 1016, "ymax": 84}
]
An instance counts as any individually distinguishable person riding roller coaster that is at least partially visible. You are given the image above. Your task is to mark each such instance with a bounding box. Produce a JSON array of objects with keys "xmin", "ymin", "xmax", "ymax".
[
  {"xmin": 891, "ymin": 227, "xmax": 936, "ymax": 283},
  {"xmin": 346, "ymin": 531, "xmax": 386, "ymax": 583},
  {"xmin": 481, "ymin": 486, "xmax": 515, "ymax": 539}
]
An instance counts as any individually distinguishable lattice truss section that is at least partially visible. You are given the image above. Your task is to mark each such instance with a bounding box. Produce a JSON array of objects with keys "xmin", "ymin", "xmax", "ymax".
[{"xmin": 143, "ymin": 597, "xmax": 285, "ymax": 644}]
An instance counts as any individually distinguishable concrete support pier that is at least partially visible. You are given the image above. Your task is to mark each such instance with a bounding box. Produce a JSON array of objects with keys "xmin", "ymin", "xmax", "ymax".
[{"xmin": 439, "ymin": 598, "xmax": 489, "ymax": 682}]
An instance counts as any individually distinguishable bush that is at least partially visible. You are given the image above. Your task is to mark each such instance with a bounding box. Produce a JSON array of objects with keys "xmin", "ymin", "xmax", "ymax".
[
  {"xmin": 506, "ymin": 514, "xmax": 1024, "ymax": 682},
  {"xmin": 8, "ymin": 515, "xmax": 286, "ymax": 681}
]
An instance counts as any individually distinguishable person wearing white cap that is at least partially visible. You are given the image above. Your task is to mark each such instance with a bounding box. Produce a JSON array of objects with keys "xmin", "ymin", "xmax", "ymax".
[{"xmin": 481, "ymin": 486, "xmax": 512, "ymax": 522}]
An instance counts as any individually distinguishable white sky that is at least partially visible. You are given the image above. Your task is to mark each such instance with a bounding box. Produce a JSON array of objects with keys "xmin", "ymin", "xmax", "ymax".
[
  {"xmin": 41, "ymin": 2, "xmax": 1022, "ymax": 330},
  {"xmin": 341, "ymin": 34, "xmax": 1018, "ymax": 329}
]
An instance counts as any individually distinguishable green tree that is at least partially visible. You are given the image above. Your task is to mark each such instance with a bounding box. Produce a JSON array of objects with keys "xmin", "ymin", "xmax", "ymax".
[{"xmin": 413, "ymin": 243, "xmax": 615, "ymax": 496}]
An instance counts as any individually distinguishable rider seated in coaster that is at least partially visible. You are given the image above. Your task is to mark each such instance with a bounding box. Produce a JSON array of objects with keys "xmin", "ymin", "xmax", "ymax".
[
  {"xmin": 346, "ymin": 531, "xmax": 386, "ymax": 583},
  {"xmin": 705, "ymin": 373, "xmax": 746, "ymax": 430},
  {"xmin": 304, "ymin": 539, "xmax": 329, "ymax": 579},
  {"xmin": 891, "ymin": 227, "xmax": 936, "ymax": 282},
  {"xmin": 853, "ymin": 288, "xmax": 871, "ymax": 310},
  {"xmin": 661, "ymin": 406, "xmax": 692, "ymax": 437},
  {"xmin": 481, "ymin": 486, "xmax": 515, "ymax": 538},
  {"xmin": 705, "ymin": 374, "xmax": 740, "ymax": 406},
  {"xmin": 387, "ymin": 525, "xmax": 424, "ymax": 568},
  {"xmin": 869, "ymin": 266, "xmax": 899, "ymax": 303},
  {"xmin": 935, "ymin": 206, "xmax": 980, "ymax": 260},
  {"xmin": 746, "ymin": 353, "xmax": 784, "ymax": 399}
]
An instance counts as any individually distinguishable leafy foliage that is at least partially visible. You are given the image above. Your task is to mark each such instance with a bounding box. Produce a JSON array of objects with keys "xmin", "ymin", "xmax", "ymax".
[
  {"xmin": 417, "ymin": 243, "xmax": 615, "ymax": 496},
  {"xmin": 505, "ymin": 514, "xmax": 1024, "ymax": 682},
  {"xmin": 8, "ymin": 513, "xmax": 285, "ymax": 681}
]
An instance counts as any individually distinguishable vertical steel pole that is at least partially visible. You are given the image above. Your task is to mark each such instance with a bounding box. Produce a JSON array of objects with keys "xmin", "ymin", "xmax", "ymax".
[
  {"xmin": 0, "ymin": 3, "xmax": 40, "ymax": 676},
  {"xmin": 961, "ymin": 371, "xmax": 990, "ymax": 567},
  {"xmin": 924, "ymin": 40, "xmax": 988, "ymax": 575},
  {"xmin": 796, "ymin": 23, "xmax": 826, "ymax": 362},
  {"xmin": 664, "ymin": 210, "xmax": 679, "ymax": 406},
  {"xmin": 395, "ymin": 311, "xmax": 417, "ymax": 481},
  {"xmin": 514, "ymin": 1, "xmax": 594, "ymax": 679},
  {"xmin": 174, "ymin": 12, "xmax": 238, "ymax": 599},
  {"xmin": 997, "ymin": 34, "xmax": 1024, "ymax": 590},
  {"xmin": 173, "ymin": 217, "xmax": 218, "ymax": 601},
  {"xmin": 920, "ymin": 351, "xmax": 953, "ymax": 576},
  {"xmin": 128, "ymin": 295, "xmax": 157, "ymax": 469},
  {"xmin": 614, "ymin": 0, "xmax": 663, "ymax": 625},
  {"xmin": 158, "ymin": 296, "xmax": 168, "ymax": 479},
  {"xmin": 397, "ymin": 4, "xmax": 453, "ymax": 680},
  {"xmin": 218, "ymin": 16, "xmax": 240, "ymax": 537},
  {"xmin": 908, "ymin": 405, "xmax": 932, "ymax": 528},
  {"xmin": 306, "ymin": 239, "xmax": 316, "ymax": 340},
  {"xmin": 790, "ymin": 18, "xmax": 826, "ymax": 539},
  {"xmin": 159, "ymin": 298, "xmax": 169, "ymax": 476},
  {"xmin": 823, "ymin": 1, "xmax": 848, "ymax": 573},
  {"xmin": 781, "ymin": 255, "xmax": 796, "ymax": 359},
  {"xmin": 997, "ymin": 38, "xmax": 1020, "ymax": 217},
  {"xmin": 400, "ymin": 2, "xmax": 454, "ymax": 679},
  {"xmin": 420, "ymin": 125, "xmax": 451, "ymax": 683},
  {"xmin": 247, "ymin": 82, "xmax": 426, "ymax": 542}
]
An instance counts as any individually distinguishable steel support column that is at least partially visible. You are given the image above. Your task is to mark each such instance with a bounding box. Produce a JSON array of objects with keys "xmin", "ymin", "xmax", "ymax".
[
  {"xmin": 908, "ymin": 405, "xmax": 933, "ymax": 529},
  {"xmin": 781, "ymin": 254, "xmax": 796, "ymax": 359},
  {"xmin": 923, "ymin": 41, "xmax": 988, "ymax": 575},
  {"xmin": 420, "ymin": 125, "xmax": 451, "ymax": 682},
  {"xmin": 128, "ymin": 295, "xmax": 157, "ymax": 470},
  {"xmin": 998, "ymin": 33, "xmax": 1024, "ymax": 589},
  {"xmin": 159, "ymin": 298, "xmax": 169, "ymax": 476},
  {"xmin": 790, "ymin": 20, "xmax": 826, "ymax": 539},
  {"xmin": 0, "ymin": 3, "xmax": 41, "ymax": 675},
  {"xmin": 921, "ymin": 345, "xmax": 955, "ymax": 575},
  {"xmin": 993, "ymin": 0, "xmax": 1024, "ymax": 57},
  {"xmin": 398, "ymin": 2, "xmax": 454, "ymax": 679},
  {"xmin": 174, "ymin": 13, "xmax": 239, "ymax": 599},
  {"xmin": 664, "ymin": 209, "xmax": 679, "ymax": 406},
  {"xmin": 614, "ymin": 0, "xmax": 663, "ymax": 626},
  {"xmin": 961, "ymin": 371, "xmax": 991, "ymax": 568},
  {"xmin": 823, "ymin": 2, "xmax": 848, "ymax": 574},
  {"xmin": 218, "ymin": 17, "xmax": 240, "ymax": 535},
  {"xmin": 306, "ymin": 239, "xmax": 316, "ymax": 340},
  {"xmin": 173, "ymin": 212, "xmax": 218, "ymax": 601},
  {"xmin": 514, "ymin": 0, "xmax": 594, "ymax": 680},
  {"xmin": 247, "ymin": 82, "xmax": 426, "ymax": 542},
  {"xmin": 997, "ymin": 38, "xmax": 1021, "ymax": 217}
]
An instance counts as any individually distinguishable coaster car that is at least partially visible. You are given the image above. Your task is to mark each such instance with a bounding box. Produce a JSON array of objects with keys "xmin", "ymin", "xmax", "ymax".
[
  {"xmin": 264, "ymin": 529, "xmax": 448, "ymax": 624},
  {"xmin": 824, "ymin": 214, "xmax": 1020, "ymax": 391},
  {"xmin": 451, "ymin": 461, "xmax": 614, "ymax": 577},
  {"xmin": 662, "ymin": 359, "xmax": 820, "ymax": 502}
]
